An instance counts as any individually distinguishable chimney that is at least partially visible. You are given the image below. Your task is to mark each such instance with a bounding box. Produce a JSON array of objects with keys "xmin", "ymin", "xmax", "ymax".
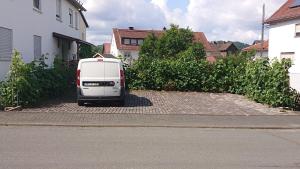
[{"xmin": 129, "ymin": 27, "xmax": 134, "ymax": 30}]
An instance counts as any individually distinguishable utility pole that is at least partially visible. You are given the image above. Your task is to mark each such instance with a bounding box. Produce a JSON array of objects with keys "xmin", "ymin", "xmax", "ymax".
[{"xmin": 261, "ymin": 3, "xmax": 265, "ymax": 57}]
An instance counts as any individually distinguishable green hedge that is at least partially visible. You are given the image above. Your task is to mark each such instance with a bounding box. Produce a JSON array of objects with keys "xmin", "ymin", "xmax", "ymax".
[
  {"xmin": 0, "ymin": 50, "xmax": 76, "ymax": 108},
  {"xmin": 126, "ymin": 55, "xmax": 299, "ymax": 109}
]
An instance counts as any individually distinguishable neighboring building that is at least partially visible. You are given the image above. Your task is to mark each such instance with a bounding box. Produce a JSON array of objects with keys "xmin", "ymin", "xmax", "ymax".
[
  {"xmin": 210, "ymin": 41, "xmax": 239, "ymax": 57},
  {"xmin": 242, "ymin": 40, "xmax": 269, "ymax": 58},
  {"xmin": 102, "ymin": 43, "xmax": 111, "ymax": 55},
  {"xmin": 265, "ymin": 0, "xmax": 300, "ymax": 92},
  {"xmin": 110, "ymin": 27, "xmax": 216, "ymax": 64},
  {"xmin": 93, "ymin": 53, "xmax": 116, "ymax": 59},
  {"xmin": 0, "ymin": 0, "xmax": 91, "ymax": 80},
  {"xmin": 252, "ymin": 40, "xmax": 264, "ymax": 45}
]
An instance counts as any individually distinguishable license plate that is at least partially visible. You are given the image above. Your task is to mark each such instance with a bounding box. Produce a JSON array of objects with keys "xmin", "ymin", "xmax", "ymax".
[
  {"xmin": 83, "ymin": 81, "xmax": 115, "ymax": 87},
  {"xmin": 83, "ymin": 82, "xmax": 100, "ymax": 86}
]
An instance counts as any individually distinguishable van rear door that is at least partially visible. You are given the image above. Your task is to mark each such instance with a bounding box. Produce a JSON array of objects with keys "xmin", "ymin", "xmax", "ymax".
[
  {"xmin": 80, "ymin": 60, "xmax": 105, "ymax": 97},
  {"xmin": 104, "ymin": 61, "xmax": 121, "ymax": 96}
]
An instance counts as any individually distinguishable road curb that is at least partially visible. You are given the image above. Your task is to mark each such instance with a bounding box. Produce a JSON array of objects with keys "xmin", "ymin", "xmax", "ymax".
[{"xmin": 1, "ymin": 123, "xmax": 300, "ymax": 129}]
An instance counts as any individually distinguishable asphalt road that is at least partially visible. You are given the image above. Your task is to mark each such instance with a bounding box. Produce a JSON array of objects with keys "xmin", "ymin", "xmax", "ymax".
[{"xmin": 1, "ymin": 127, "xmax": 300, "ymax": 169}]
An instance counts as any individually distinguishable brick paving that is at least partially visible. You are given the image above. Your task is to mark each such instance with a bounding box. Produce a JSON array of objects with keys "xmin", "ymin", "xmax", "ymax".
[{"xmin": 19, "ymin": 90, "xmax": 299, "ymax": 115}]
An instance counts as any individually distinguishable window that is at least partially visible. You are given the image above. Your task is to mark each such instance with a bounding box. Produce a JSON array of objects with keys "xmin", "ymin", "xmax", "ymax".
[
  {"xmin": 296, "ymin": 24, "xmax": 300, "ymax": 37},
  {"xmin": 0, "ymin": 27, "xmax": 13, "ymax": 61},
  {"xmin": 123, "ymin": 38, "xmax": 130, "ymax": 45},
  {"xmin": 82, "ymin": 32, "xmax": 86, "ymax": 40},
  {"xmin": 75, "ymin": 12, "xmax": 79, "ymax": 29},
  {"xmin": 138, "ymin": 39, "xmax": 144, "ymax": 45},
  {"xmin": 34, "ymin": 35, "xmax": 42, "ymax": 61},
  {"xmin": 131, "ymin": 39, "xmax": 137, "ymax": 45},
  {"xmin": 124, "ymin": 52, "xmax": 131, "ymax": 58},
  {"xmin": 33, "ymin": 0, "xmax": 41, "ymax": 10},
  {"xmin": 69, "ymin": 9, "xmax": 73, "ymax": 27},
  {"xmin": 280, "ymin": 52, "xmax": 295, "ymax": 62},
  {"xmin": 56, "ymin": 0, "xmax": 62, "ymax": 20}
]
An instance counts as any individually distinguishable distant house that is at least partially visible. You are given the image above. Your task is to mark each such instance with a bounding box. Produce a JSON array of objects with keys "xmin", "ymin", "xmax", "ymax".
[
  {"xmin": 252, "ymin": 40, "xmax": 264, "ymax": 45},
  {"xmin": 0, "ymin": 0, "xmax": 91, "ymax": 80},
  {"xmin": 93, "ymin": 53, "xmax": 116, "ymax": 59},
  {"xmin": 242, "ymin": 40, "xmax": 269, "ymax": 58},
  {"xmin": 265, "ymin": 0, "xmax": 300, "ymax": 92},
  {"xmin": 102, "ymin": 43, "xmax": 111, "ymax": 55},
  {"xmin": 210, "ymin": 41, "xmax": 239, "ymax": 57},
  {"xmin": 110, "ymin": 27, "xmax": 216, "ymax": 64}
]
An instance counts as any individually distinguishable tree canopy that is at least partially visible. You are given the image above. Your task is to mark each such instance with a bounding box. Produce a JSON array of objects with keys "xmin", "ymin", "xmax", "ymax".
[{"xmin": 139, "ymin": 24, "xmax": 206, "ymax": 61}]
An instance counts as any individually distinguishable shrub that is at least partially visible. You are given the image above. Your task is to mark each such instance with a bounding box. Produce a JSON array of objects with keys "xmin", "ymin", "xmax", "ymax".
[
  {"xmin": 0, "ymin": 50, "xmax": 75, "ymax": 108},
  {"xmin": 126, "ymin": 55, "xmax": 298, "ymax": 109}
]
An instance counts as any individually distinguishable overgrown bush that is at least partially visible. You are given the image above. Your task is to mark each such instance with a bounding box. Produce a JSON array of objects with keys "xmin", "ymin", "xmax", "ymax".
[
  {"xmin": 125, "ymin": 25, "xmax": 298, "ymax": 109},
  {"xmin": 126, "ymin": 56, "xmax": 298, "ymax": 108},
  {"xmin": 0, "ymin": 50, "xmax": 76, "ymax": 108}
]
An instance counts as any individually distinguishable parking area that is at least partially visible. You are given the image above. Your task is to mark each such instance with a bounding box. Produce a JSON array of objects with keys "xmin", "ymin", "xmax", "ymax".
[{"xmin": 20, "ymin": 90, "xmax": 299, "ymax": 115}]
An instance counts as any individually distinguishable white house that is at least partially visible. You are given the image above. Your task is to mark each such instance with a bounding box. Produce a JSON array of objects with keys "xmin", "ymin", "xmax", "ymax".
[
  {"xmin": 266, "ymin": 0, "xmax": 300, "ymax": 92},
  {"xmin": 0, "ymin": 0, "xmax": 91, "ymax": 80},
  {"xmin": 110, "ymin": 27, "xmax": 216, "ymax": 64}
]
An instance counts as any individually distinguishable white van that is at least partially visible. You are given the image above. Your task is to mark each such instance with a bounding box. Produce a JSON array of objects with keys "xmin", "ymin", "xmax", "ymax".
[{"xmin": 76, "ymin": 58, "xmax": 125, "ymax": 106}]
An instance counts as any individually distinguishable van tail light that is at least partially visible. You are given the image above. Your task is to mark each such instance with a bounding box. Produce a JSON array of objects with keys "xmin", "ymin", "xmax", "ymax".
[
  {"xmin": 76, "ymin": 70, "xmax": 80, "ymax": 87},
  {"xmin": 120, "ymin": 70, "xmax": 125, "ymax": 87}
]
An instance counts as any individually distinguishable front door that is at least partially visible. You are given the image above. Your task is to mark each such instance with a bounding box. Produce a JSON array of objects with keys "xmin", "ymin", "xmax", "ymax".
[{"xmin": 61, "ymin": 40, "xmax": 69, "ymax": 62}]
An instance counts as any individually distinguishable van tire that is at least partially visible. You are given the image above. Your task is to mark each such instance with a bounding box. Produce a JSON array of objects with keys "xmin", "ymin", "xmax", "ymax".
[
  {"xmin": 78, "ymin": 100, "xmax": 84, "ymax": 106},
  {"xmin": 118, "ymin": 99, "xmax": 125, "ymax": 107}
]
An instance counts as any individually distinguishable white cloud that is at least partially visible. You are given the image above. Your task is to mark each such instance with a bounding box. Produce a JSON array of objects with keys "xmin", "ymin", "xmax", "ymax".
[
  {"xmin": 82, "ymin": 0, "xmax": 286, "ymax": 45},
  {"xmin": 82, "ymin": 0, "xmax": 167, "ymax": 45},
  {"xmin": 152, "ymin": 0, "xmax": 286, "ymax": 43}
]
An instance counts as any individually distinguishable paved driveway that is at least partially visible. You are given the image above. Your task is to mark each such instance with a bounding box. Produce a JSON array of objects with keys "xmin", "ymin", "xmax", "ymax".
[{"xmin": 21, "ymin": 91, "xmax": 298, "ymax": 115}]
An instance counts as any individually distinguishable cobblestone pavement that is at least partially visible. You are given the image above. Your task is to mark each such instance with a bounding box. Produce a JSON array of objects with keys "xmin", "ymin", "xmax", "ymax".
[{"xmin": 19, "ymin": 90, "xmax": 299, "ymax": 115}]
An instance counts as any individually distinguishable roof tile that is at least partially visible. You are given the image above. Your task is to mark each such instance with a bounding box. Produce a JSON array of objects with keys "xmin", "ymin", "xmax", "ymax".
[
  {"xmin": 112, "ymin": 28, "xmax": 215, "ymax": 52},
  {"xmin": 265, "ymin": 0, "xmax": 300, "ymax": 24}
]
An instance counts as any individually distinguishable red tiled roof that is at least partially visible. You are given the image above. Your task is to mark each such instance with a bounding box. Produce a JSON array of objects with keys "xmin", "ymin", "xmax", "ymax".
[
  {"xmin": 112, "ymin": 28, "xmax": 214, "ymax": 52},
  {"xmin": 102, "ymin": 43, "xmax": 111, "ymax": 54},
  {"xmin": 242, "ymin": 41, "xmax": 268, "ymax": 52},
  {"xmin": 265, "ymin": 0, "xmax": 300, "ymax": 24}
]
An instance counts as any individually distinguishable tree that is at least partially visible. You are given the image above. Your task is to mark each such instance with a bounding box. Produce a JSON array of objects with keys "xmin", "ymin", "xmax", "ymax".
[
  {"xmin": 139, "ymin": 24, "xmax": 205, "ymax": 61},
  {"xmin": 139, "ymin": 33, "xmax": 159, "ymax": 60},
  {"xmin": 78, "ymin": 45, "xmax": 103, "ymax": 59},
  {"xmin": 157, "ymin": 24, "xmax": 194, "ymax": 58}
]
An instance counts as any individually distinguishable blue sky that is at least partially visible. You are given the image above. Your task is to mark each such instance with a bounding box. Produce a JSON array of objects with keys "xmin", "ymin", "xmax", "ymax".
[{"xmin": 82, "ymin": 0, "xmax": 286, "ymax": 45}]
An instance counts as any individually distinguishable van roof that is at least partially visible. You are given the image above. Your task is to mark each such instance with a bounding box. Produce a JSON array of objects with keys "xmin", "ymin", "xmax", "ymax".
[{"xmin": 79, "ymin": 58, "xmax": 122, "ymax": 63}]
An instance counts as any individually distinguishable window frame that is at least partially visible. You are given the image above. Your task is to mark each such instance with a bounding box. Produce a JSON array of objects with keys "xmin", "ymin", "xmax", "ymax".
[
  {"xmin": 280, "ymin": 52, "xmax": 295, "ymax": 63},
  {"xmin": 56, "ymin": 0, "xmax": 62, "ymax": 20},
  {"xmin": 123, "ymin": 38, "xmax": 130, "ymax": 45},
  {"xmin": 138, "ymin": 39, "xmax": 144, "ymax": 46},
  {"xmin": 33, "ymin": 35, "xmax": 42, "ymax": 61},
  {"xmin": 130, "ymin": 39, "xmax": 137, "ymax": 45},
  {"xmin": 33, "ymin": 0, "xmax": 41, "ymax": 11},
  {"xmin": 0, "ymin": 27, "xmax": 13, "ymax": 61},
  {"xmin": 69, "ymin": 8, "xmax": 74, "ymax": 27},
  {"xmin": 295, "ymin": 24, "xmax": 300, "ymax": 37},
  {"xmin": 75, "ymin": 11, "xmax": 79, "ymax": 30},
  {"xmin": 124, "ymin": 52, "xmax": 131, "ymax": 58}
]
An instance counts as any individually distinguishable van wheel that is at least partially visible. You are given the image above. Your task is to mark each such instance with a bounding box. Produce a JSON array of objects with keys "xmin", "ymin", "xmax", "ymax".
[
  {"xmin": 78, "ymin": 100, "xmax": 84, "ymax": 106},
  {"xmin": 118, "ymin": 99, "xmax": 125, "ymax": 107}
]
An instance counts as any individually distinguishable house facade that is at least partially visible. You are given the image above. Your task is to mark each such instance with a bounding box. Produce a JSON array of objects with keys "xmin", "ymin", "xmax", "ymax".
[
  {"xmin": 242, "ymin": 40, "xmax": 269, "ymax": 59},
  {"xmin": 110, "ymin": 27, "xmax": 215, "ymax": 64},
  {"xmin": 210, "ymin": 41, "xmax": 239, "ymax": 57},
  {"xmin": 265, "ymin": 0, "xmax": 300, "ymax": 92},
  {"xmin": 0, "ymin": 0, "xmax": 90, "ymax": 80}
]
